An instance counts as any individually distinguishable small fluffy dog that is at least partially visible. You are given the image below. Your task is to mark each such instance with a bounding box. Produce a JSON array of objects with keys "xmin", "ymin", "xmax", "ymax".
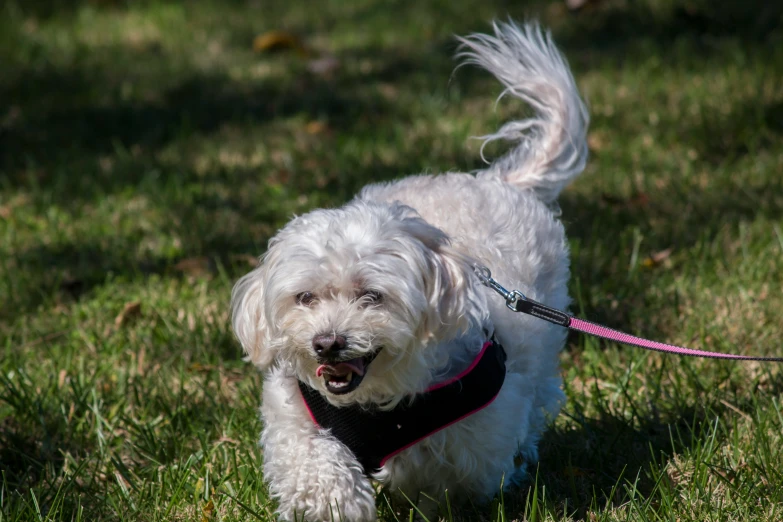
[{"xmin": 232, "ymin": 21, "xmax": 588, "ymax": 521}]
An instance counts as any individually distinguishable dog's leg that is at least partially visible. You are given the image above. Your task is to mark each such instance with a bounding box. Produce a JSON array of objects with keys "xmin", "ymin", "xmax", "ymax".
[{"xmin": 261, "ymin": 369, "xmax": 377, "ymax": 522}]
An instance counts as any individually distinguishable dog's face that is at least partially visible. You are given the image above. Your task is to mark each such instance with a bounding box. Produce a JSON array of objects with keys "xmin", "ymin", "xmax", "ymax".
[{"xmin": 232, "ymin": 201, "xmax": 485, "ymax": 405}]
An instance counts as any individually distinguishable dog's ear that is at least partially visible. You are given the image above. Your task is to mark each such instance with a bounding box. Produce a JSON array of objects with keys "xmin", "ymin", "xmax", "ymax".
[
  {"xmin": 397, "ymin": 217, "xmax": 485, "ymax": 341},
  {"xmin": 231, "ymin": 265, "xmax": 275, "ymax": 370}
]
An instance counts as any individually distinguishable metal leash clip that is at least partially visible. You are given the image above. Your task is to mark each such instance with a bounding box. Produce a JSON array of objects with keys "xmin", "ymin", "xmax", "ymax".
[
  {"xmin": 474, "ymin": 265, "xmax": 783, "ymax": 361},
  {"xmin": 473, "ymin": 265, "xmax": 527, "ymax": 312}
]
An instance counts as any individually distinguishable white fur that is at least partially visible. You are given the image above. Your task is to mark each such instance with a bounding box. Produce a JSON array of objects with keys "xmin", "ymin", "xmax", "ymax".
[{"xmin": 232, "ymin": 21, "xmax": 588, "ymax": 521}]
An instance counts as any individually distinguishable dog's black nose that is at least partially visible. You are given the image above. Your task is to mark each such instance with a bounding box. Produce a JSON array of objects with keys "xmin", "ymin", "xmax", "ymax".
[{"xmin": 312, "ymin": 334, "xmax": 346, "ymax": 357}]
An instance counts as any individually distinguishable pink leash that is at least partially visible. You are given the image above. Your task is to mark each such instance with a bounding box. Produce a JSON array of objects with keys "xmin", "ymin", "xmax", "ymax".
[{"xmin": 474, "ymin": 266, "xmax": 783, "ymax": 362}]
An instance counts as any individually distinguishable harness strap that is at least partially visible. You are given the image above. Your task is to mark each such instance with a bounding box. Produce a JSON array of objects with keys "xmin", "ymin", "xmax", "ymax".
[{"xmin": 299, "ymin": 338, "xmax": 507, "ymax": 474}]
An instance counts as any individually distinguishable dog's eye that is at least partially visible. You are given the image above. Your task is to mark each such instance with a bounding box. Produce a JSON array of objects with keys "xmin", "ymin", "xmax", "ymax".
[
  {"xmin": 359, "ymin": 290, "xmax": 383, "ymax": 305},
  {"xmin": 296, "ymin": 292, "xmax": 316, "ymax": 306}
]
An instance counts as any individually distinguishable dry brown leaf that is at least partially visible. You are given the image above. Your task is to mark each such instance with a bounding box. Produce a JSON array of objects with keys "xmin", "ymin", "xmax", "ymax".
[
  {"xmin": 115, "ymin": 301, "xmax": 142, "ymax": 327},
  {"xmin": 201, "ymin": 499, "xmax": 215, "ymax": 522},
  {"xmin": 305, "ymin": 121, "xmax": 327, "ymax": 135},
  {"xmin": 231, "ymin": 254, "xmax": 260, "ymax": 267},
  {"xmin": 252, "ymin": 30, "xmax": 308, "ymax": 56},
  {"xmin": 136, "ymin": 345, "xmax": 146, "ymax": 375},
  {"xmin": 174, "ymin": 256, "xmax": 213, "ymax": 277},
  {"xmin": 642, "ymin": 247, "xmax": 673, "ymax": 268},
  {"xmin": 188, "ymin": 363, "xmax": 216, "ymax": 373},
  {"xmin": 587, "ymin": 131, "xmax": 605, "ymax": 152},
  {"xmin": 601, "ymin": 192, "xmax": 649, "ymax": 209}
]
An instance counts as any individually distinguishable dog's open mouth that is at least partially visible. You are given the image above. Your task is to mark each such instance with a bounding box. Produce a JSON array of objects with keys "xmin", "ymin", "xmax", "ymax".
[{"xmin": 315, "ymin": 350, "xmax": 380, "ymax": 395}]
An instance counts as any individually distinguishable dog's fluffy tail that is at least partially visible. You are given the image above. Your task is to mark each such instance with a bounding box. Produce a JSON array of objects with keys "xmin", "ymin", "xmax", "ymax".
[{"xmin": 457, "ymin": 21, "xmax": 589, "ymax": 204}]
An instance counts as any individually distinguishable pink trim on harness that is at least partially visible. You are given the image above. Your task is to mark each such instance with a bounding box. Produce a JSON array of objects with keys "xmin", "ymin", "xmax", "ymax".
[
  {"xmin": 378, "ymin": 390, "xmax": 500, "ymax": 467},
  {"xmin": 426, "ymin": 340, "xmax": 492, "ymax": 392},
  {"xmin": 299, "ymin": 340, "xmax": 496, "ymax": 430},
  {"xmin": 300, "ymin": 391, "xmax": 321, "ymax": 428},
  {"xmin": 297, "ymin": 337, "xmax": 507, "ymax": 473}
]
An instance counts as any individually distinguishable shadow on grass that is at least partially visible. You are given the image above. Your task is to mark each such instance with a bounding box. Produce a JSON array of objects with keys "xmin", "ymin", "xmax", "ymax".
[
  {"xmin": 0, "ymin": 66, "xmax": 394, "ymax": 179},
  {"xmin": 557, "ymin": 170, "xmax": 783, "ymax": 333},
  {"xmin": 4, "ymin": 0, "xmax": 780, "ymax": 176},
  {"xmin": 414, "ymin": 387, "xmax": 771, "ymax": 521},
  {"xmin": 533, "ymin": 406, "xmax": 709, "ymax": 519},
  {"xmin": 518, "ymin": 369, "xmax": 783, "ymax": 519},
  {"xmin": 4, "ymin": 148, "xmax": 488, "ymax": 318},
  {"xmin": 690, "ymin": 99, "xmax": 783, "ymax": 166},
  {"xmin": 4, "ymin": 17, "xmax": 782, "ymax": 325},
  {"xmin": 0, "ymin": 370, "xmax": 102, "ymax": 517},
  {"xmin": 0, "ymin": 361, "xmax": 258, "ymax": 519},
  {"xmin": 557, "ymin": 0, "xmax": 782, "ymax": 57}
]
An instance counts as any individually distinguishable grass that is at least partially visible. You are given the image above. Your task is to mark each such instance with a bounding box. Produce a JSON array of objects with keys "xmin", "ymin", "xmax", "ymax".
[{"xmin": 1, "ymin": 0, "xmax": 782, "ymax": 520}]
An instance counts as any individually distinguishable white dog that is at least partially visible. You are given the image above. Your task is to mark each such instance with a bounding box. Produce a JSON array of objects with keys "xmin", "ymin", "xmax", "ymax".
[{"xmin": 231, "ymin": 21, "xmax": 588, "ymax": 521}]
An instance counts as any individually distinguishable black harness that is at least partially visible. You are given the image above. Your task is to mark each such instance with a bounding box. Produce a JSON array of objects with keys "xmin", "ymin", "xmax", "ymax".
[{"xmin": 298, "ymin": 338, "xmax": 507, "ymax": 474}]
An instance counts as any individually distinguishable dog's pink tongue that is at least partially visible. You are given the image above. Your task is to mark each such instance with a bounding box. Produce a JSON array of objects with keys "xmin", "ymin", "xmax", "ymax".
[{"xmin": 316, "ymin": 358, "xmax": 366, "ymax": 377}]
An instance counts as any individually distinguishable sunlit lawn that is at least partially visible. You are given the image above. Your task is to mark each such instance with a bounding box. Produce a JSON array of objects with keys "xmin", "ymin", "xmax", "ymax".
[{"xmin": 2, "ymin": 0, "xmax": 783, "ymax": 520}]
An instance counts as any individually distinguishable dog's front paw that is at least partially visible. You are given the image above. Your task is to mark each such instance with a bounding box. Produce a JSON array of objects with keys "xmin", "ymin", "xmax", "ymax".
[
  {"xmin": 276, "ymin": 474, "xmax": 377, "ymax": 522},
  {"xmin": 265, "ymin": 435, "xmax": 377, "ymax": 522},
  {"xmin": 311, "ymin": 484, "xmax": 377, "ymax": 522}
]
